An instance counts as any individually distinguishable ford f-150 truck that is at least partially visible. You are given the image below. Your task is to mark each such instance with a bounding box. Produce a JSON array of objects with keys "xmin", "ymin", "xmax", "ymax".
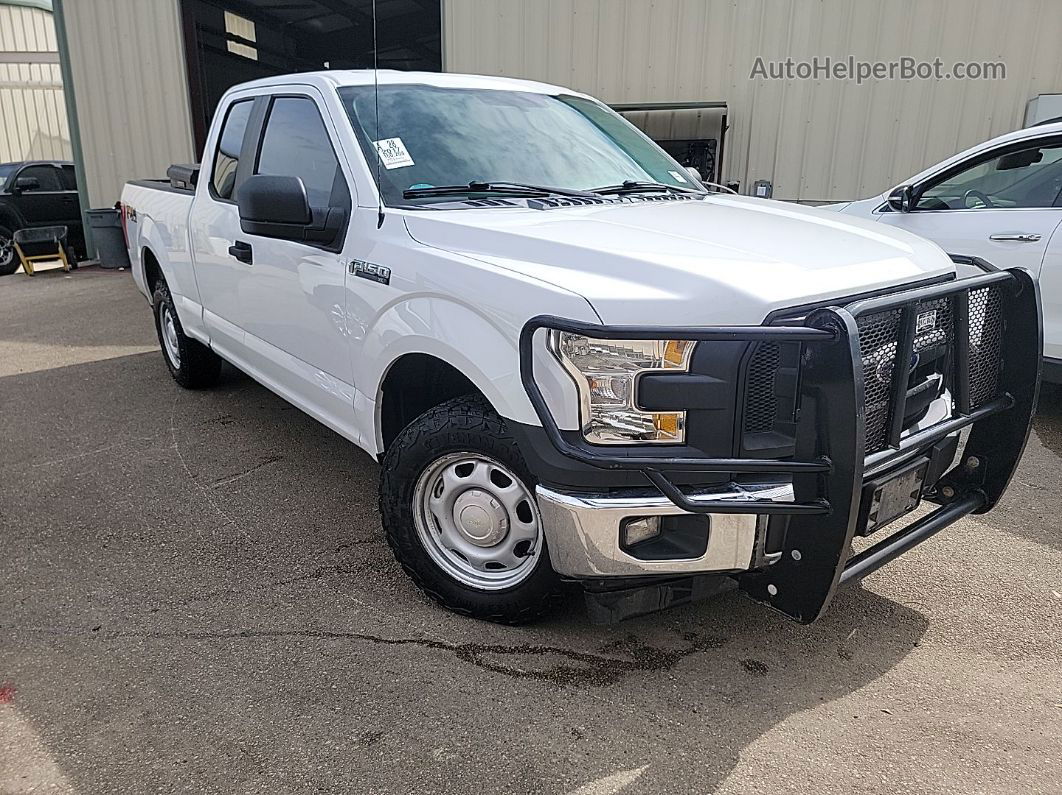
[{"xmin": 121, "ymin": 71, "xmax": 1041, "ymax": 624}]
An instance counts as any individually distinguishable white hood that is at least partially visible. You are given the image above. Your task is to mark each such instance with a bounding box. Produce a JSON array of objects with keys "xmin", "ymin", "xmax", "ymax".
[{"xmin": 403, "ymin": 194, "xmax": 955, "ymax": 325}]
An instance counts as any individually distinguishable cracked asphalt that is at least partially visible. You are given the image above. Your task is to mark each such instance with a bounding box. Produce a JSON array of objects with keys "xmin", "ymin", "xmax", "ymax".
[{"xmin": 2, "ymin": 269, "xmax": 1061, "ymax": 794}]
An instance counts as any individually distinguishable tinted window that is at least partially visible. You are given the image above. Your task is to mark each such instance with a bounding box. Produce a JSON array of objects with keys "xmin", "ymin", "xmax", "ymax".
[
  {"xmin": 17, "ymin": 165, "xmax": 61, "ymax": 191},
  {"xmin": 919, "ymin": 142, "xmax": 1062, "ymax": 210},
  {"xmin": 211, "ymin": 99, "xmax": 253, "ymax": 200},
  {"xmin": 256, "ymin": 97, "xmax": 340, "ymax": 206},
  {"xmin": 59, "ymin": 165, "xmax": 77, "ymax": 190},
  {"xmin": 0, "ymin": 164, "xmax": 14, "ymax": 190}
]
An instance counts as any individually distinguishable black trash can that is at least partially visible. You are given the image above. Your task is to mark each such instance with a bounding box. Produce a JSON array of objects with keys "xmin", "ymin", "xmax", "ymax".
[{"xmin": 87, "ymin": 208, "xmax": 130, "ymax": 269}]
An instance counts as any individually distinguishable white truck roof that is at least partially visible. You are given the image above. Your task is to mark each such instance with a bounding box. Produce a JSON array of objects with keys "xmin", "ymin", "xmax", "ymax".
[{"xmin": 226, "ymin": 69, "xmax": 590, "ymax": 100}]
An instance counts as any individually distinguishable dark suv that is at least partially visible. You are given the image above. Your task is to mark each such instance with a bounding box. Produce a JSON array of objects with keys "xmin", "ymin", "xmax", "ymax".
[{"xmin": 0, "ymin": 160, "xmax": 84, "ymax": 276}]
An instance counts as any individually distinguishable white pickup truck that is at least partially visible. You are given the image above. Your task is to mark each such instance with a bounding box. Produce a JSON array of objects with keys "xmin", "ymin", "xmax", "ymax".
[{"xmin": 121, "ymin": 71, "xmax": 1041, "ymax": 625}]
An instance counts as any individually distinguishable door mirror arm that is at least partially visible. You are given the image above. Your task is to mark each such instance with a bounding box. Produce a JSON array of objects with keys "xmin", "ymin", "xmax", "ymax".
[{"xmin": 303, "ymin": 207, "xmax": 346, "ymax": 244}]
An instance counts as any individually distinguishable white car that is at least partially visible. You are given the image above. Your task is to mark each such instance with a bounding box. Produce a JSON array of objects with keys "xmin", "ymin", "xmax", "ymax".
[
  {"xmin": 831, "ymin": 122, "xmax": 1062, "ymax": 382},
  {"xmin": 120, "ymin": 71, "xmax": 1039, "ymax": 625}
]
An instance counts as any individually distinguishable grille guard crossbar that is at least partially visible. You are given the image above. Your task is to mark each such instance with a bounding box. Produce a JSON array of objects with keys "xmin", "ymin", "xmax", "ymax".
[{"xmin": 519, "ymin": 266, "xmax": 1041, "ymax": 622}]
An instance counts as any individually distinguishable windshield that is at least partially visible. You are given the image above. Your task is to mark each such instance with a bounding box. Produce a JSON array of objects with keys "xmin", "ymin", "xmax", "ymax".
[
  {"xmin": 0, "ymin": 164, "xmax": 14, "ymax": 191},
  {"xmin": 337, "ymin": 84, "xmax": 703, "ymax": 205}
]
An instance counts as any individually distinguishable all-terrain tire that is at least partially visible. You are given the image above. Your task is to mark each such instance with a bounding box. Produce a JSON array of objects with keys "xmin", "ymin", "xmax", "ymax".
[
  {"xmin": 380, "ymin": 395, "xmax": 564, "ymax": 624},
  {"xmin": 152, "ymin": 280, "xmax": 222, "ymax": 389}
]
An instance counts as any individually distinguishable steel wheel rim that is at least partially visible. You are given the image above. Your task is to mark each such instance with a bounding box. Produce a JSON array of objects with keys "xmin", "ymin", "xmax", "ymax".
[
  {"xmin": 413, "ymin": 451, "xmax": 542, "ymax": 590},
  {"xmin": 161, "ymin": 305, "xmax": 181, "ymax": 369},
  {"xmin": 0, "ymin": 234, "xmax": 13, "ymax": 268}
]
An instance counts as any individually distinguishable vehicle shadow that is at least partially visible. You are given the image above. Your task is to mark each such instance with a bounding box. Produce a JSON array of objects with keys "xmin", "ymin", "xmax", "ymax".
[{"xmin": 1, "ymin": 353, "xmax": 929, "ymax": 794}]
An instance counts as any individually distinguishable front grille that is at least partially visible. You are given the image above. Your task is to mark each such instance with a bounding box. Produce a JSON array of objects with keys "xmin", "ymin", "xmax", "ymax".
[
  {"xmin": 855, "ymin": 284, "xmax": 1006, "ymax": 454},
  {"xmin": 740, "ymin": 281, "xmax": 1008, "ymax": 458}
]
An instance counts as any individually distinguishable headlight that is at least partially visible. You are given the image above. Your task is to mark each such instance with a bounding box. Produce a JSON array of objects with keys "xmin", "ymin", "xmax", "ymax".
[{"xmin": 548, "ymin": 332, "xmax": 694, "ymax": 444}]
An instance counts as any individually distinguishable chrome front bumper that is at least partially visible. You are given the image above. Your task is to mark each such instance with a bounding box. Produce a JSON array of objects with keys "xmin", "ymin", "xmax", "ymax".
[{"xmin": 536, "ymin": 482, "xmax": 794, "ymax": 578}]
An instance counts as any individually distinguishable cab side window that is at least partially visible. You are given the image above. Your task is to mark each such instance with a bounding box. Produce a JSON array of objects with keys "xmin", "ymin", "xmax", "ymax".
[
  {"xmin": 211, "ymin": 99, "xmax": 254, "ymax": 200},
  {"xmin": 255, "ymin": 96, "xmax": 343, "ymax": 207},
  {"xmin": 16, "ymin": 165, "xmax": 61, "ymax": 191},
  {"xmin": 918, "ymin": 142, "xmax": 1062, "ymax": 210}
]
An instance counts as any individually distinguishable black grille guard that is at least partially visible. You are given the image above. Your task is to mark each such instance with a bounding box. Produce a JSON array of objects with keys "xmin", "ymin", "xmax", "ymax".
[{"xmin": 519, "ymin": 266, "xmax": 1041, "ymax": 622}]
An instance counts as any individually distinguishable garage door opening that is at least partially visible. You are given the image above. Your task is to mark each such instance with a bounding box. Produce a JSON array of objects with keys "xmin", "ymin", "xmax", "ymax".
[
  {"xmin": 179, "ymin": 0, "xmax": 441, "ymax": 153},
  {"xmin": 613, "ymin": 101, "xmax": 729, "ymax": 185}
]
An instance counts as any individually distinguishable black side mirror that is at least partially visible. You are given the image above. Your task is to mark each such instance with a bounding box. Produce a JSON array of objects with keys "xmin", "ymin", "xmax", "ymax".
[
  {"xmin": 236, "ymin": 174, "xmax": 344, "ymax": 244},
  {"xmin": 886, "ymin": 184, "xmax": 915, "ymax": 213},
  {"xmin": 12, "ymin": 176, "xmax": 40, "ymax": 193}
]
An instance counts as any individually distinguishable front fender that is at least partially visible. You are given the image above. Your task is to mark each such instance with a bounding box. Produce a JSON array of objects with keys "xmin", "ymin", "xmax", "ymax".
[{"xmin": 355, "ymin": 294, "xmax": 593, "ymax": 453}]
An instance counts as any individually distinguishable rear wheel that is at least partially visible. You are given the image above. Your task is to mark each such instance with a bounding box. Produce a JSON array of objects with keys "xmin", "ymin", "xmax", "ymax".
[
  {"xmin": 0, "ymin": 226, "xmax": 18, "ymax": 276},
  {"xmin": 152, "ymin": 280, "xmax": 222, "ymax": 389},
  {"xmin": 380, "ymin": 395, "xmax": 563, "ymax": 623}
]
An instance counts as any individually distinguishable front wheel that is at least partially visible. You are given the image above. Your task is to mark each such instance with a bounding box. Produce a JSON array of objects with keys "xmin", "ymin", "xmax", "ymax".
[{"xmin": 380, "ymin": 395, "xmax": 563, "ymax": 623}]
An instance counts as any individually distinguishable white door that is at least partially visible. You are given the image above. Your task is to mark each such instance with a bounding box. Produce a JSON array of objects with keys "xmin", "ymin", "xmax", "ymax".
[
  {"xmin": 189, "ymin": 97, "xmax": 257, "ymax": 353},
  {"xmin": 1040, "ymin": 243, "xmax": 1062, "ymax": 362},
  {"xmin": 876, "ymin": 138, "xmax": 1062, "ymax": 274},
  {"xmin": 233, "ymin": 92, "xmax": 358, "ymax": 434}
]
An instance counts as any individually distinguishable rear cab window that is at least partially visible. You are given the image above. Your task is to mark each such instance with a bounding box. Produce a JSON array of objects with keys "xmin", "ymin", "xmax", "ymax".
[{"xmin": 211, "ymin": 99, "xmax": 254, "ymax": 200}]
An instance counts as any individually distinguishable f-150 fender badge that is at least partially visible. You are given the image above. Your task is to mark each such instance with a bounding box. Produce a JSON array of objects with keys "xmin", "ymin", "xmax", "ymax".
[{"xmin": 351, "ymin": 260, "xmax": 391, "ymax": 285}]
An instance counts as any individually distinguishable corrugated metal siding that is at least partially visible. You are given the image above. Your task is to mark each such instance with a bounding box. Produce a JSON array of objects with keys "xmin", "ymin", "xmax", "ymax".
[
  {"xmin": 60, "ymin": 0, "xmax": 193, "ymax": 206},
  {"xmin": 443, "ymin": 0, "xmax": 1062, "ymax": 202},
  {"xmin": 0, "ymin": 4, "xmax": 70, "ymax": 162}
]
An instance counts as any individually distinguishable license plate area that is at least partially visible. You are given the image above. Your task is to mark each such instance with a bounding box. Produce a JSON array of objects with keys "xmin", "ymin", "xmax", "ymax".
[{"xmin": 857, "ymin": 457, "xmax": 929, "ymax": 536}]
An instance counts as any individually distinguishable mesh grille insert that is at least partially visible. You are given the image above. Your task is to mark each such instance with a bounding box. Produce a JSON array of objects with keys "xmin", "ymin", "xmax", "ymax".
[
  {"xmin": 744, "ymin": 342, "xmax": 781, "ymax": 433},
  {"xmin": 857, "ymin": 308, "xmax": 903, "ymax": 453},
  {"xmin": 969, "ymin": 285, "xmax": 1005, "ymax": 408},
  {"xmin": 740, "ymin": 281, "xmax": 1007, "ymax": 457}
]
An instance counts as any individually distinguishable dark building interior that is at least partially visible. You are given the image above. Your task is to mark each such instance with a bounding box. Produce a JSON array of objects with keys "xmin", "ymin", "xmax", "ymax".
[{"xmin": 178, "ymin": 0, "xmax": 441, "ymax": 152}]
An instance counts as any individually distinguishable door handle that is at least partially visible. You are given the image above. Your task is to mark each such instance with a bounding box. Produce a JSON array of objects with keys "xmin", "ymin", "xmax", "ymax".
[
  {"xmin": 228, "ymin": 240, "xmax": 252, "ymax": 263},
  {"xmin": 989, "ymin": 232, "xmax": 1041, "ymax": 242}
]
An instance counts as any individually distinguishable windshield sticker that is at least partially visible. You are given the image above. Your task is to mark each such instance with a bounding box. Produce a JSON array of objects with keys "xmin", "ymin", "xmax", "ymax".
[
  {"xmin": 374, "ymin": 137, "xmax": 414, "ymax": 169},
  {"xmin": 668, "ymin": 170, "xmax": 689, "ymax": 183}
]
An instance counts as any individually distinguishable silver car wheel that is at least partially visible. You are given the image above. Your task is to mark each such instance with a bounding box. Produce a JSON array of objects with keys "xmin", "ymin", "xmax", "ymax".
[
  {"xmin": 413, "ymin": 451, "xmax": 542, "ymax": 590},
  {"xmin": 161, "ymin": 304, "xmax": 181, "ymax": 369},
  {"xmin": 0, "ymin": 234, "xmax": 14, "ymax": 268}
]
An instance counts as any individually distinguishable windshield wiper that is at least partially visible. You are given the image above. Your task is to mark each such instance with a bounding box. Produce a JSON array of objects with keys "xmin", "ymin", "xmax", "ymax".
[
  {"xmin": 590, "ymin": 180, "xmax": 700, "ymax": 196},
  {"xmin": 403, "ymin": 181, "xmax": 599, "ymax": 200}
]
